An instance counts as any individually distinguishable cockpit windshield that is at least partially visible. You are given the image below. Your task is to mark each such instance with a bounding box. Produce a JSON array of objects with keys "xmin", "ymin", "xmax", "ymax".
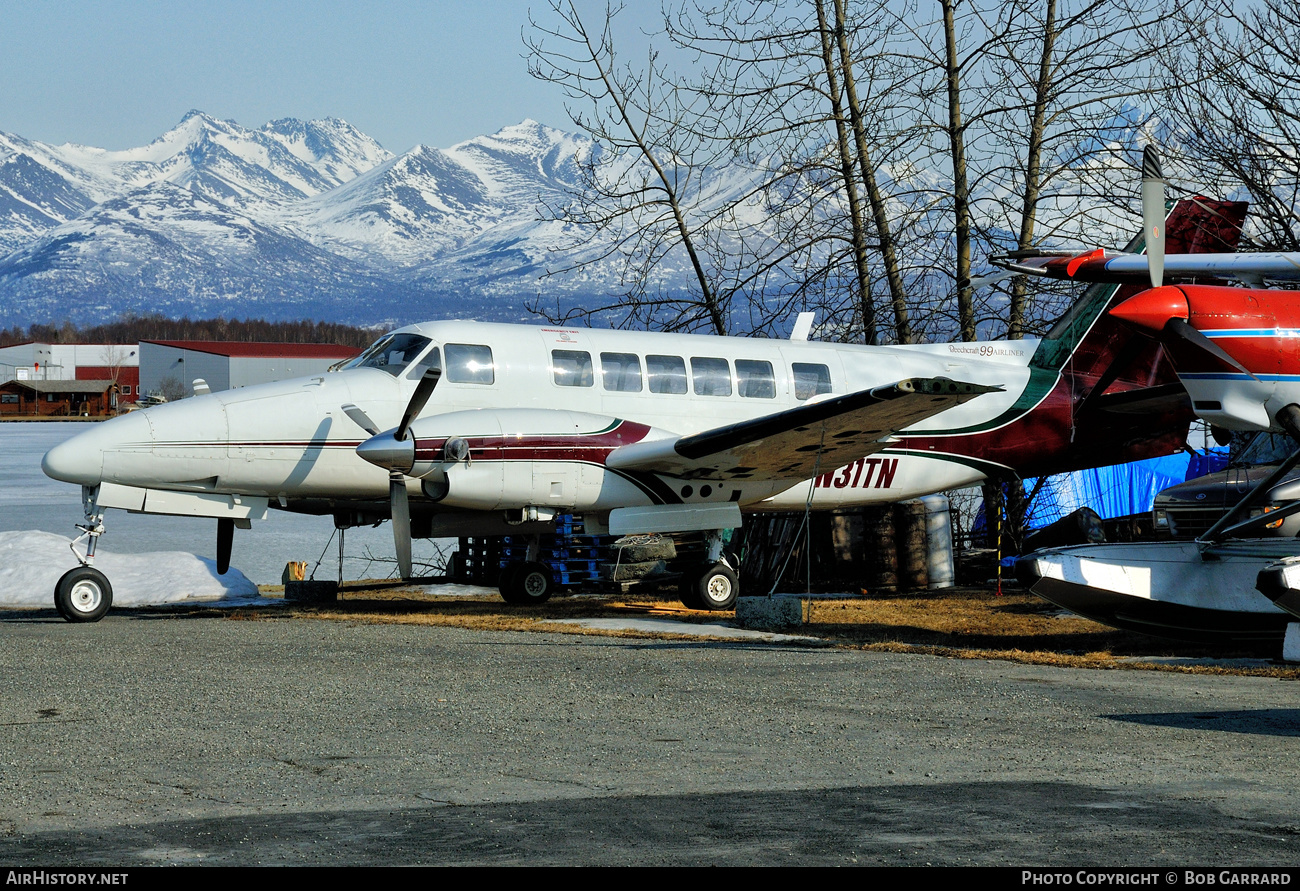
[{"xmin": 341, "ymin": 334, "xmax": 435, "ymax": 377}]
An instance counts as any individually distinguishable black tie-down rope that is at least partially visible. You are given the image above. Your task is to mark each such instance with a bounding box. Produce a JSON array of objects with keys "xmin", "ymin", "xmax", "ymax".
[{"xmin": 765, "ymin": 428, "xmax": 827, "ymax": 623}]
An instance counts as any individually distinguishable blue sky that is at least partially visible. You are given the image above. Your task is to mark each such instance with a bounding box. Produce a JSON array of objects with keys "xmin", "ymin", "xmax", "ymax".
[{"xmin": 0, "ymin": 1, "xmax": 660, "ymax": 152}]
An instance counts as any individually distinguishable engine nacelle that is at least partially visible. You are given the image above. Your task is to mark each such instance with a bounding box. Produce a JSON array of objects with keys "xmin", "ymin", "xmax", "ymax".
[{"xmin": 404, "ymin": 408, "xmax": 674, "ymax": 512}]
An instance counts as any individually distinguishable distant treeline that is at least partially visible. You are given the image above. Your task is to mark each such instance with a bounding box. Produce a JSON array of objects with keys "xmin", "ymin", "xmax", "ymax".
[{"xmin": 0, "ymin": 315, "xmax": 381, "ymax": 349}]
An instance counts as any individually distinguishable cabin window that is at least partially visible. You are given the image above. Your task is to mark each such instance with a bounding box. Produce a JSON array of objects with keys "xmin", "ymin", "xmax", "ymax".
[
  {"xmin": 121, "ymin": 385, "xmax": 132, "ymax": 395},
  {"xmin": 345, "ymin": 333, "xmax": 434, "ymax": 377},
  {"xmin": 691, "ymin": 357, "xmax": 732, "ymax": 397},
  {"xmin": 552, "ymin": 350, "xmax": 594, "ymax": 387},
  {"xmin": 406, "ymin": 346, "xmax": 441, "ymax": 380},
  {"xmin": 736, "ymin": 359, "xmax": 776, "ymax": 398},
  {"xmin": 445, "ymin": 343, "xmax": 495, "ymax": 385},
  {"xmin": 793, "ymin": 362, "xmax": 832, "ymax": 400},
  {"xmin": 601, "ymin": 352, "xmax": 642, "ymax": 392},
  {"xmin": 1, "ymin": 394, "xmax": 17, "ymax": 404},
  {"xmin": 646, "ymin": 355, "xmax": 688, "ymax": 394}
]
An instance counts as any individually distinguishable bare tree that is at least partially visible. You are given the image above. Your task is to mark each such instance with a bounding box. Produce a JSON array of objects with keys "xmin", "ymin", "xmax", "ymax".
[
  {"xmin": 661, "ymin": 0, "xmax": 928, "ymax": 343},
  {"xmin": 1168, "ymin": 0, "xmax": 1300, "ymax": 251},
  {"xmin": 980, "ymin": 0, "xmax": 1191, "ymax": 338},
  {"xmin": 526, "ymin": 0, "xmax": 733, "ymax": 333},
  {"xmin": 155, "ymin": 374, "xmax": 187, "ymax": 403},
  {"xmin": 99, "ymin": 344, "xmax": 130, "ymax": 413},
  {"xmin": 831, "ymin": 0, "xmax": 914, "ymax": 343},
  {"xmin": 525, "ymin": 0, "xmax": 1186, "ymax": 345}
]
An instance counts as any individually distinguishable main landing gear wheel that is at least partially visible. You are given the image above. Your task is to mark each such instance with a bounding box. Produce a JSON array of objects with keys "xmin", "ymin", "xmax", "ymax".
[
  {"xmin": 500, "ymin": 561, "xmax": 555, "ymax": 605},
  {"xmin": 497, "ymin": 563, "xmax": 521, "ymax": 600},
  {"xmin": 54, "ymin": 566, "xmax": 113, "ymax": 623},
  {"xmin": 682, "ymin": 563, "xmax": 739, "ymax": 611}
]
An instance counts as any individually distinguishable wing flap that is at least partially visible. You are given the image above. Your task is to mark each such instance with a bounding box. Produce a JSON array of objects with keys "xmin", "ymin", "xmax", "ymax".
[{"xmin": 607, "ymin": 377, "xmax": 1000, "ymax": 480}]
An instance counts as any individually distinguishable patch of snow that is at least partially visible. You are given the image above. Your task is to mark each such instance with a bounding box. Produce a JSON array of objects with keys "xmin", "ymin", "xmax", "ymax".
[{"xmin": 0, "ymin": 530, "xmax": 264, "ymax": 608}]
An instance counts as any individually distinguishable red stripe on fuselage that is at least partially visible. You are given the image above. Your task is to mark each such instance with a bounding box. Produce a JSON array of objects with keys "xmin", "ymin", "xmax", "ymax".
[{"xmin": 412, "ymin": 420, "xmax": 653, "ymax": 465}]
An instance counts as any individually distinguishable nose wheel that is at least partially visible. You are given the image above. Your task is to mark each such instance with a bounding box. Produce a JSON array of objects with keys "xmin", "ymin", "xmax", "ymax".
[
  {"xmin": 57, "ymin": 485, "xmax": 114, "ymax": 623},
  {"xmin": 54, "ymin": 566, "xmax": 113, "ymax": 623}
]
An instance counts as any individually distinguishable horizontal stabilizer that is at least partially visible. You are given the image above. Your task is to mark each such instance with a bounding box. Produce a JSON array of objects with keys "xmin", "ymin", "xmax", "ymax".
[{"xmin": 607, "ymin": 377, "xmax": 1000, "ymax": 481}]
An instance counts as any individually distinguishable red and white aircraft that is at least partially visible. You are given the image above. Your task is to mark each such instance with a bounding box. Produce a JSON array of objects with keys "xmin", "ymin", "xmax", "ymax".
[
  {"xmin": 1011, "ymin": 148, "xmax": 1300, "ymax": 642},
  {"xmin": 41, "ymin": 192, "xmax": 1236, "ymax": 622},
  {"xmin": 994, "ymin": 148, "xmax": 1300, "ymax": 436}
]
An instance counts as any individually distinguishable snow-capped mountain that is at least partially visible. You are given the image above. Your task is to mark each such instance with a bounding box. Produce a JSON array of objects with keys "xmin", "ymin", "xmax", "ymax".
[{"xmin": 0, "ymin": 113, "xmax": 661, "ymax": 327}]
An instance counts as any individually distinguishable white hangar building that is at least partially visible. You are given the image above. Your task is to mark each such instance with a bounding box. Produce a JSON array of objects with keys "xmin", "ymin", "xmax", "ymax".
[{"xmin": 139, "ymin": 341, "xmax": 362, "ymax": 397}]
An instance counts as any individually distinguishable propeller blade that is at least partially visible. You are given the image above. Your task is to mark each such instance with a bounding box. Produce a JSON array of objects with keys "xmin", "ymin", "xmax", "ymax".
[
  {"xmin": 1166, "ymin": 318, "xmax": 1259, "ymax": 381},
  {"xmin": 390, "ymin": 473, "xmax": 413, "ymax": 579},
  {"xmin": 217, "ymin": 517, "xmax": 233, "ymax": 575},
  {"xmin": 395, "ymin": 367, "xmax": 442, "ymax": 442},
  {"xmin": 1141, "ymin": 145, "xmax": 1166, "ymax": 288},
  {"xmin": 341, "ymin": 403, "xmax": 380, "ymax": 436}
]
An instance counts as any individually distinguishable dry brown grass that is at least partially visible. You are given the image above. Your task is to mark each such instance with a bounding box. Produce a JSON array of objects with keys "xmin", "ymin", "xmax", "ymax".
[{"xmin": 231, "ymin": 582, "xmax": 1300, "ymax": 678}]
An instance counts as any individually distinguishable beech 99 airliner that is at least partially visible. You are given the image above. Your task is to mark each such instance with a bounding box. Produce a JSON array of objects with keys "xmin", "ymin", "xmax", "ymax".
[{"xmin": 41, "ymin": 195, "xmax": 1238, "ymax": 622}]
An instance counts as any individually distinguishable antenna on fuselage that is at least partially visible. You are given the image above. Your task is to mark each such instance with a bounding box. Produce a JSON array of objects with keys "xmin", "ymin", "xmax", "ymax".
[{"xmin": 790, "ymin": 312, "xmax": 815, "ymax": 341}]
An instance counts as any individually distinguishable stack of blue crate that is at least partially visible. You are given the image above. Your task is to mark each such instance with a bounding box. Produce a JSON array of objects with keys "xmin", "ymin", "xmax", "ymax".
[{"xmin": 501, "ymin": 514, "xmax": 615, "ymax": 588}]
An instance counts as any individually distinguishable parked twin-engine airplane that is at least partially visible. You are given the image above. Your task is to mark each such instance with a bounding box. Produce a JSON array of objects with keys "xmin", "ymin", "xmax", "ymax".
[{"xmin": 40, "ymin": 194, "xmax": 1239, "ymax": 623}]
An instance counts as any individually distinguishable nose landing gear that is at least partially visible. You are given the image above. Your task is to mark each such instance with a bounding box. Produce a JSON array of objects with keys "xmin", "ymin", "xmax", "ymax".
[{"xmin": 56, "ymin": 485, "xmax": 113, "ymax": 623}]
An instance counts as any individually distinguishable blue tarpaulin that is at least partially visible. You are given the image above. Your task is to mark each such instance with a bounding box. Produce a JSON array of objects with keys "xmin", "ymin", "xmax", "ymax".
[{"xmin": 1023, "ymin": 448, "xmax": 1230, "ymax": 527}]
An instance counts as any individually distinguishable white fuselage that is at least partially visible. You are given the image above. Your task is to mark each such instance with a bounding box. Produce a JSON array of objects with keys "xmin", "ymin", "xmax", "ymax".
[{"xmin": 43, "ymin": 321, "xmax": 1041, "ymax": 522}]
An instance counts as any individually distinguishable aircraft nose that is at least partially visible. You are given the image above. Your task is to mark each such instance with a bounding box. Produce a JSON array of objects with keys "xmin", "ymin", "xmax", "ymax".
[
  {"xmin": 1110, "ymin": 285, "xmax": 1190, "ymax": 332},
  {"xmin": 41, "ymin": 412, "xmax": 152, "ymax": 486},
  {"xmin": 356, "ymin": 431, "xmax": 415, "ymax": 474}
]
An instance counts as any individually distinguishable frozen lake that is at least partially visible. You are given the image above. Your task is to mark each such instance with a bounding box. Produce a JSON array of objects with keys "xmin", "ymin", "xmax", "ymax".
[{"xmin": 0, "ymin": 422, "xmax": 455, "ymax": 585}]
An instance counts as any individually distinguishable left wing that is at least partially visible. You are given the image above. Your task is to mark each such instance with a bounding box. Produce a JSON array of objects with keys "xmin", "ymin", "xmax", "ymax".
[
  {"xmin": 606, "ymin": 377, "xmax": 1000, "ymax": 481},
  {"xmin": 992, "ymin": 251, "xmax": 1300, "ymax": 286}
]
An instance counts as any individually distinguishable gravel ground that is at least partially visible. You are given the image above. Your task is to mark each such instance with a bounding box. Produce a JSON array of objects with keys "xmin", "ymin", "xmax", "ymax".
[{"xmin": 1, "ymin": 609, "xmax": 1298, "ymax": 865}]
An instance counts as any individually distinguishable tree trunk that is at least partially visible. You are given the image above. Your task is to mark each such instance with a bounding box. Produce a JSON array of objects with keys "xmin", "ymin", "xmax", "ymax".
[
  {"xmin": 816, "ymin": 0, "xmax": 877, "ymax": 345},
  {"xmin": 941, "ymin": 0, "xmax": 975, "ymax": 341},
  {"xmin": 834, "ymin": 0, "xmax": 913, "ymax": 344}
]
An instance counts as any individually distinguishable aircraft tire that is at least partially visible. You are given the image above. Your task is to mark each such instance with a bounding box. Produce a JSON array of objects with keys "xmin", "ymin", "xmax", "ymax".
[
  {"xmin": 54, "ymin": 566, "xmax": 113, "ymax": 623},
  {"xmin": 503, "ymin": 561, "xmax": 554, "ymax": 605},
  {"xmin": 678, "ymin": 568, "xmax": 704, "ymax": 610},
  {"xmin": 692, "ymin": 563, "xmax": 739, "ymax": 611},
  {"xmin": 498, "ymin": 563, "xmax": 523, "ymax": 604}
]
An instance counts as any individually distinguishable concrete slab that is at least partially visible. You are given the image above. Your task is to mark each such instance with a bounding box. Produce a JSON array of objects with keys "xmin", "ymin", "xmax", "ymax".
[
  {"xmin": 1118, "ymin": 656, "xmax": 1276, "ymax": 669},
  {"xmin": 735, "ymin": 595, "xmax": 804, "ymax": 630},
  {"xmin": 542, "ymin": 615, "xmax": 826, "ymax": 645}
]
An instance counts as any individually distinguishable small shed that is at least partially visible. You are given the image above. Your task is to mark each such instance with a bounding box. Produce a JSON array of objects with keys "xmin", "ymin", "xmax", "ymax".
[{"xmin": 0, "ymin": 379, "xmax": 115, "ymax": 417}]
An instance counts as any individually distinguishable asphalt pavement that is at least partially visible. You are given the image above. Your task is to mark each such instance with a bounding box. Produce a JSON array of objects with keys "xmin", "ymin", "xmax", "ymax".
[{"xmin": 2, "ymin": 608, "xmax": 1298, "ymax": 866}]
